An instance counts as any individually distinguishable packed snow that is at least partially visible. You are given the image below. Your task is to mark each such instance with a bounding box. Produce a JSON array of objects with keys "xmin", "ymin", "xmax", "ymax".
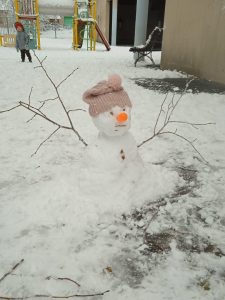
[{"xmin": 0, "ymin": 29, "xmax": 225, "ymax": 300}]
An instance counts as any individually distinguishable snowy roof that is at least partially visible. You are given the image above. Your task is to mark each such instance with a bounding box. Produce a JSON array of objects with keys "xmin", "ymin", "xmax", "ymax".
[
  {"xmin": 39, "ymin": 0, "xmax": 88, "ymax": 7},
  {"xmin": 39, "ymin": 0, "xmax": 75, "ymax": 7}
]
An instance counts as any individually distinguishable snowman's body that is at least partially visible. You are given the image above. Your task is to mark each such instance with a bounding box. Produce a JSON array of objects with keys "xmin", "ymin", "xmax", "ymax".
[
  {"xmin": 91, "ymin": 105, "xmax": 140, "ymax": 164},
  {"xmin": 78, "ymin": 74, "xmax": 144, "ymax": 212},
  {"xmin": 79, "ymin": 104, "xmax": 143, "ymax": 208}
]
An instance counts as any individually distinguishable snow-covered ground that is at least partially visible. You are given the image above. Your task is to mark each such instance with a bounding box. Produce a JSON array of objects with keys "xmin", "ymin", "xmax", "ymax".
[{"xmin": 0, "ymin": 29, "xmax": 225, "ymax": 300}]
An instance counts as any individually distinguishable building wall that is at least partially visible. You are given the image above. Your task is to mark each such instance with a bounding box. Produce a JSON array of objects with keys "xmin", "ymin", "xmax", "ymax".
[
  {"xmin": 161, "ymin": 0, "xmax": 225, "ymax": 85},
  {"xmin": 96, "ymin": 0, "xmax": 110, "ymax": 42}
]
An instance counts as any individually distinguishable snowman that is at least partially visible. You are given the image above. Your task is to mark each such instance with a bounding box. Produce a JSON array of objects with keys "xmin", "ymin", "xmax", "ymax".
[{"xmin": 78, "ymin": 74, "xmax": 144, "ymax": 213}]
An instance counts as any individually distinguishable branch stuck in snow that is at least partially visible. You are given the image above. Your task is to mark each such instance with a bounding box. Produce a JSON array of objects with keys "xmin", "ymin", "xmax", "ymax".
[
  {"xmin": 0, "ymin": 51, "xmax": 88, "ymax": 155},
  {"xmin": 138, "ymin": 79, "xmax": 215, "ymax": 164}
]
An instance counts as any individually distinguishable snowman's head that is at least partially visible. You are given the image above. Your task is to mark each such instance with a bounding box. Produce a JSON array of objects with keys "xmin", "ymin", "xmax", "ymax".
[
  {"xmin": 82, "ymin": 74, "xmax": 132, "ymax": 136},
  {"xmin": 92, "ymin": 105, "xmax": 131, "ymax": 136}
]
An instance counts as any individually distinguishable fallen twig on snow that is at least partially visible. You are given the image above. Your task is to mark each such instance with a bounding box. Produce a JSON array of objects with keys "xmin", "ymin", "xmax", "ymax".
[
  {"xmin": 0, "ymin": 259, "xmax": 24, "ymax": 283},
  {"xmin": 46, "ymin": 276, "xmax": 81, "ymax": 287},
  {"xmin": 138, "ymin": 79, "xmax": 215, "ymax": 164},
  {"xmin": 0, "ymin": 289, "xmax": 110, "ymax": 299},
  {"xmin": 0, "ymin": 260, "xmax": 109, "ymax": 299}
]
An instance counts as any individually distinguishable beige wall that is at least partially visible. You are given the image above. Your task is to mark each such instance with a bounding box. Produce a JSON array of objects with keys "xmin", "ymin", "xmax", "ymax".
[
  {"xmin": 161, "ymin": 0, "xmax": 225, "ymax": 85},
  {"xmin": 96, "ymin": 0, "xmax": 110, "ymax": 42}
]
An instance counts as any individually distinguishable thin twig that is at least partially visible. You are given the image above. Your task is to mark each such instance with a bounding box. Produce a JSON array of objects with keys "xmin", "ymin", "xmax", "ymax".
[
  {"xmin": 67, "ymin": 109, "xmax": 86, "ymax": 114},
  {"xmin": 153, "ymin": 91, "xmax": 168, "ymax": 135},
  {"xmin": 20, "ymin": 101, "xmax": 47, "ymax": 118},
  {"xmin": 143, "ymin": 209, "xmax": 159, "ymax": 234},
  {"xmin": 137, "ymin": 135, "xmax": 155, "ymax": 147},
  {"xmin": 168, "ymin": 120, "xmax": 215, "ymax": 129},
  {"xmin": 26, "ymin": 102, "xmax": 46, "ymax": 123},
  {"xmin": 57, "ymin": 68, "xmax": 79, "ymax": 89},
  {"xmin": 0, "ymin": 289, "xmax": 110, "ymax": 299},
  {"xmin": 19, "ymin": 101, "xmax": 70, "ymax": 129},
  {"xmin": 28, "ymin": 87, "xmax": 33, "ymax": 107},
  {"xmin": 46, "ymin": 276, "xmax": 80, "ymax": 287},
  {"xmin": 158, "ymin": 131, "xmax": 208, "ymax": 164},
  {"xmin": 164, "ymin": 93, "xmax": 175, "ymax": 125},
  {"xmin": 0, "ymin": 104, "xmax": 21, "ymax": 114},
  {"xmin": 31, "ymin": 126, "xmax": 60, "ymax": 157},
  {"xmin": 0, "ymin": 259, "xmax": 24, "ymax": 283},
  {"xmin": 40, "ymin": 97, "xmax": 59, "ymax": 104},
  {"xmin": 166, "ymin": 79, "xmax": 194, "ymax": 124}
]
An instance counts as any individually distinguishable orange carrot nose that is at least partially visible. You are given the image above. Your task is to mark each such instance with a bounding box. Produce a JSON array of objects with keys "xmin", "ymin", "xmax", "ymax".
[{"xmin": 116, "ymin": 112, "xmax": 128, "ymax": 123}]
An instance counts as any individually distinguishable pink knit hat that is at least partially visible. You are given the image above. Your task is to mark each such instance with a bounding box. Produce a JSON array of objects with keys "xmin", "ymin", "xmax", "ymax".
[{"xmin": 82, "ymin": 74, "xmax": 132, "ymax": 117}]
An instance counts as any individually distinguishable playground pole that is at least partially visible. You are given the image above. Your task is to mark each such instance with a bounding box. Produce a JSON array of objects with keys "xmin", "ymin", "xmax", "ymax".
[
  {"xmin": 73, "ymin": 0, "xmax": 79, "ymax": 49},
  {"xmin": 91, "ymin": 0, "xmax": 97, "ymax": 51},
  {"xmin": 36, "ymin": 0, "xmax": 41, "ymax": 49},
  {"xmin": 73, "ymin": 0, "xmax": 97, "ymax": 51},
  {"xmin": 14, "ymin": 0, "xmax": 19, "ymax": 21}
]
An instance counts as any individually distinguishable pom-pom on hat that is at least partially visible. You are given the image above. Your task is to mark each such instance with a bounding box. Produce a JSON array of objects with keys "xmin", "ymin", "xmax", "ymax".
[
  {"xmin": 82, "ymin": 74, "xmax": 132, "ymax": 117},
  {"xmin": 14, "ymin": 22, "xmax": 24, "ymax": 31}
]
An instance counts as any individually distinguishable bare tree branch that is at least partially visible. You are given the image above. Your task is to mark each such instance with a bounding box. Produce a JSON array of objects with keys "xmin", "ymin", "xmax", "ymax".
[
  {"xmin": 0, "ymin": 259, "xmax": 24, "ymax": 283},
  {"xmin": 32, "ymin": 51, "xmax": 87, "ymax": 147},
  {"xmin": 0, "ymin": 52, "xmax": 88, "ymax": 153},
  {"xmin": 138, "ymin": 78, "xmax": 213, "ymax": 164}
]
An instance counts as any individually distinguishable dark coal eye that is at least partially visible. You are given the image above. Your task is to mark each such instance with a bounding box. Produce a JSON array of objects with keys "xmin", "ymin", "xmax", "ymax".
[
  {"xmin": 110, "ymin": 111, "xmax": 114, "ymax": 116},
  {"xmin": 122, "ymin": 108, "xmax": 126, "ymax": 111}
]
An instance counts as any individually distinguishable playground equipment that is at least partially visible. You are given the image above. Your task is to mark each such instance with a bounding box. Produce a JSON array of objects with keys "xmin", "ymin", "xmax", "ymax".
[
  {"xmin": 73, "ymin": 0, "xmax": 96, "ymax": 50},
  {"xmin": 73, "ymin": 0, "xmax": 110, "ymax": 51},
  {"xmin": 1, "ymin": 0, "xmax": 110, "ymax": 51}
]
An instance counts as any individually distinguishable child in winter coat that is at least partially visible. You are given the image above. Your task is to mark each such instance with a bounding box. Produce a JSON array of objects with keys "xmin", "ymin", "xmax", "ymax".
[{"xmin": 15, "ymin": 22, "xmax": 32, "ymax": 63}]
